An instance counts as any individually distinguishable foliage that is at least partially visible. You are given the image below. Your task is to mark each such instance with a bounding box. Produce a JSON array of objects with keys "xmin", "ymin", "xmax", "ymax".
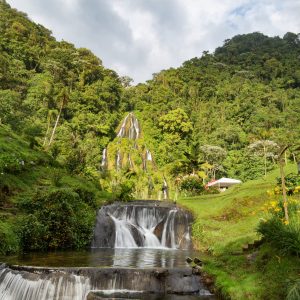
[
  {"xmin": 0, "ymin": 220, "xmax": 20, "ymax": 254},
  {"xmin": 275, "ymin": 173, "xmax": 300, "ymax": 195},
  {"xmin": 179, "ymin": 175, "xmax": 204, "ymax": 195},
  {"xmin": 113, "ymin": 180, "xmax": 135, "ymax": 202},
  {"xmin": 19, "ymin": 188, "xmax": 96, "ymax": 251},
  {"xmin": 258, "ymin": 215, "xmax": 300, "ymax": 256},
  {"xmin": 287, "ymin": 279, "xmax": 300, "ymax": 300},
  {"xmin": 178, "ymin": 165, "xmax": 300, "ymax": 300}
]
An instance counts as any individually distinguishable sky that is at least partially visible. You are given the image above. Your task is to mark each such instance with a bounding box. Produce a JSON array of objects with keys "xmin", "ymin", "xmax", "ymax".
[{"xmin": 6, "ymin": 0, "xmax": 300, "ymax": 84}]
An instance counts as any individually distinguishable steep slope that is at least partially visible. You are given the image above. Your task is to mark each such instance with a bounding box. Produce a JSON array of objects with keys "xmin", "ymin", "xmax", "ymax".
[{"xmin": 0, "ymin": 125, "xmax": 108, "ymax": 254}]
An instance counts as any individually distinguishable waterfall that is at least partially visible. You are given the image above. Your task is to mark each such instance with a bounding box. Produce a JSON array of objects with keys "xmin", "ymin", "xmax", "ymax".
[
  {"xmin": 161, "ymin": 209, "xmax": 178, "ymax": 249},
  {"xmin": 0, "ymin": 268, "xmax": 91, "ymax": 300},
  {"xmin": 116, "ymin": 113, "xmax": 140, "ymax": 140},
  {"xmin": 117, "ymin": 114, "xmax": 129, "ymax": 138},
  {"xmin": 146, "ymin": 149, "xmax": 152, "ymax": 161},
  {"xmin": 128, "ymin": 154, "xmax": 133, "ymax": 168},
  {"xmin": 111, "ymin": 215, "xmax": 138, "ymax": 248},
  {"xmin": 101, "ymin": 148, "xmax": 107, "ymax": 168},
  {"xmin": 92, "ymin": 203, "xmax": 192, "ymax": 250},
  {"xmin": 162, "ymin": 178, "xmax": 168, "ymax": 200},
  {"xmin": 116, "ymin": 150, "xmax": 121, "ymax": 171}
]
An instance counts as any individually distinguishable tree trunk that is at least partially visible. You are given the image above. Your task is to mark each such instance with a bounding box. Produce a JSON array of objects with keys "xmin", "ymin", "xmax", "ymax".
[
  {"xmin": 279, "ymin": 159, "xmax": 289, "ymax": 223},
  {"xmin": 263, "ymin": 145, "xmax": 267, "ymax": 178},
  {"xmin": 48, "ymin": 102, "xmax": 63, "ymax": 146},
  {"xmin": 42, "ymin": 117, "xmax": 51, "ymax": 147}
]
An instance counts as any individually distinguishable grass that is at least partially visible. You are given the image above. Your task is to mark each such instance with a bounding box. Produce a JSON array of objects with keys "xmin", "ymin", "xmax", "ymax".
[
  {"xmin": 178, "ymin": 164, "xmax": 300, "ymax": 299},
  {"xmin": 0, "ymin": 125, "xmax": 110, "ymax": 254}
]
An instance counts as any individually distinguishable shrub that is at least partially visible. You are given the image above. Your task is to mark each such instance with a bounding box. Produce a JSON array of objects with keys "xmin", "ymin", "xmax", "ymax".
[
  {"xmin": 114, "ymin": 181, "xmax": 135, "ymax": 201},
  {"xmin": 0, "ymin": 221, "xmax": 19, "ymax": 254},
  {"xmin": 275, "ymin": 173, "xmax": 300, "ymax": 195},
  {"xmin": 18, "ymin": 188, "xmax": 96, "ymax": 251},
  {"xmin": 286, "ymin": 279, "xmax": 300, "ymax": 300},
  {"xmin": 180, "ymin": 175, "xmax": 204, "ymax": 195},
  {"xmin": 257, "ymin": 216, "xmax": 300, "ymax": 256}
]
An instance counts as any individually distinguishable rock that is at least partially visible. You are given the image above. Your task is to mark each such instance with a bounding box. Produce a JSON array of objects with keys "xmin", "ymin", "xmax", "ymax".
[
  {"xmin": 127, "ymin": 223, "xmax": 144, "ymax": 246},
  {"xmin": 153, "ymin": 220, "xmax": 164, "ymax": 241},
  {"xmin": 194, "ymin": 257, "xmax": 203, "ymax": 266},
  {"xmin": 186, "ymin": 257, "xmax": 193, "ymax": 264},
  {"xmin": 246, "ymin": 251, "xmax": 259, "ymax": 263},
  {"xmin": 91, "ymin": 207, "xmax": 116, "ymax": 248}
]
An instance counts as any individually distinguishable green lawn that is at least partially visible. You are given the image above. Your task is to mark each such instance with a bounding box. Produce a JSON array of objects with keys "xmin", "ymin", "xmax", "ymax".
[{"xmin": 178, "ymin": 164, "xmax": 300, "ymax": 300}]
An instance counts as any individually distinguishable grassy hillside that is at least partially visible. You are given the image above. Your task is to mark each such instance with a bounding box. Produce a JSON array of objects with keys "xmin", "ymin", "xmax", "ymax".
[
  {"xmin": 0, "ymin": 124, "xmax": 110, "ymax": 254},
  {"xmin": 178, "ymin": 164, "xmax": 300, "ymax": 299}
]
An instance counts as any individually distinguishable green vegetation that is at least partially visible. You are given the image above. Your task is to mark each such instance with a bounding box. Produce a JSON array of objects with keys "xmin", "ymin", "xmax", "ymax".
[
  {"xmin": 0, "ymin": 125, "xmax": 108, "ymax": 254},
  {"xmin": 0, "ymin": 2, "xmax": 300, "ymax": 298},
  {"xmin": 178, "ymin": 164, "xmax": 300, "ymax": 300}
]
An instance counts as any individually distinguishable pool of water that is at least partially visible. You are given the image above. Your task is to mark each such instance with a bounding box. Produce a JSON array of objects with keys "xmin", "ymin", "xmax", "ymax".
[{"xmin": 0, "ymin": 248, "xmax": 202, "ymax": 268}]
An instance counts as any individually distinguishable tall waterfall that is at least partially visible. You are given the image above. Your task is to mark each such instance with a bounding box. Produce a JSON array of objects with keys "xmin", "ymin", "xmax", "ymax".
[
  {"xmin": 101, "ymin": 148, "xmax": 107, "ymax": 168},
  {"xmin": 92, "ymin": 201, "xmax": 192, "ymax": 250},
  {"xmin": 117, "ymin": 113, "xmax": 140, "ymax": 140}
]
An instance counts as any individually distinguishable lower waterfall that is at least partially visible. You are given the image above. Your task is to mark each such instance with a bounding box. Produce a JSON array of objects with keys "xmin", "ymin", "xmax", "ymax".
[
  {"xmin": 92, "ymin": 201, "xmax": 192, "ymax": 249},
  {"xmin": 0, "ymin": 201, "xmax": 215, "ymax": 300},
  {"xmin": 0, "ymin": 267, "xmax": 91, "ymax": 300}
]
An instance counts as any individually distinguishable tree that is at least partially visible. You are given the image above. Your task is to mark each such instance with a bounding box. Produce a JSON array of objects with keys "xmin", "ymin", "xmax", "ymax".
[
  {"xmin": 248, "ymin": 140, "xmax": 279, "ymax": 177},
  {"xmin": 48, "ymin": 88, "xmax": 69, "ymax": 146},
  {"xmin": 199, "ymin": 145, "xmax": 227, "ymax": 179}
]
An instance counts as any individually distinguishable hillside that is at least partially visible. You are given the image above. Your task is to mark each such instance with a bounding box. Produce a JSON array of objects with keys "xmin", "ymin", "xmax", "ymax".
[
  {"xmin": 178, "ymin": 164, "xmax": 300, "ymax": 299},
  {"xmin": 0, "ymin": 124, "xmax": 109, "ymax": 254}
]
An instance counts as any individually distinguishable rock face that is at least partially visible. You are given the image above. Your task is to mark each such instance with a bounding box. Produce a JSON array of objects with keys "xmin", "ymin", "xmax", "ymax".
[
  {"xmin": 91, "ymin": 207, "xmax": 116, "ymax": 248},
  {"xmin": 91, "ymin": 201, "xmax": 193, "ymax": 249},
  {"xmin": 0, "ymin": 265, "xmax": 213, "ymax": 299}
]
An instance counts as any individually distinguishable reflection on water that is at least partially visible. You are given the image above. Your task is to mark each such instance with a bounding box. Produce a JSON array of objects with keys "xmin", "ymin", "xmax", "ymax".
[{"xmin": 0, "ymin": 248, "xmax": 201, "ymax": 268}]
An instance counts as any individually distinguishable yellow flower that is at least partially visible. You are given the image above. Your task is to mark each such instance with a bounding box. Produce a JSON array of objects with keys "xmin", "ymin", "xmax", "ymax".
[{"xmin": 283, "ymin": 220, "xmax": 289, "ymax": 225}]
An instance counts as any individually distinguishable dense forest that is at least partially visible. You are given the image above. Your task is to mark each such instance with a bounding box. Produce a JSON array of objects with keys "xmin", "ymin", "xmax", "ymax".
[{"xmin": 0, "ymin": 0, "xmax": 300, "ymax": 253}]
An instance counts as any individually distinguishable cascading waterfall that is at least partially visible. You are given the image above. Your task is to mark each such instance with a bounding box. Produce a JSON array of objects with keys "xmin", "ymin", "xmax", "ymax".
[
  {"xmin": 101, "ymin": 148, "xmax": 107, "ymax": 168},
  {"xmin": 117, "ymin": 113, "xmax": 140, "ymax": 140},
  {"xmin": 146, "ymin": 149, "xmax": 152, "ymax": 161},
  {"xmin": 92, "ymin": 202, "xmax": 192, "ymax": 250},
  {"xmin": 0, "ymin": 267, "xmax": 92, "ymax": 300},
  {"xmin": 115, "ymin": 150, "xmax": 121, "ymax": 171}
]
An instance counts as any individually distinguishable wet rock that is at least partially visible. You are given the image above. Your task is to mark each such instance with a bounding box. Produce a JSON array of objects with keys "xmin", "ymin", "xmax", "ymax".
[
  {"xmin": 186, "ymin": 257, "xmax": 193, "ymax": 264},
  {"xmin": 128, "ymin": 224, "xmax": 144, "ymax": 246},
  {"xmin": 153, "ymin": 220, "xmax": 164, "ymax": 241},
  {"xmin": 194, "ymin": 257, "xmax": 203, "ymax": 266},
  {"xmin": 91, "ymin": 207, "xmax": 115, "ymax": 248}
]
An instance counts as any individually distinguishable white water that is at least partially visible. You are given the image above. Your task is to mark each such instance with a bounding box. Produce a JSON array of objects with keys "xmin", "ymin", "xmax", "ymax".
[
  {"xmin": 110, "ymin": 206, "xmax": 180, "ymax": 249},
  {"xmin": 101, "ymin": 148, "xmax": 107, "ymax": 167},
  {"xmin": 116, "ymin": 150, "xmax": 121, "ymax": 171},
  {"xmin": 146, "ymin": 149, "xmax": 152, "ymax": 161},
  {"xmin": 0, "ymin": 269, "xmax": 91, "ymax": 300},
  {"xmin": 117, "ymin": 113, "xmax": 140, "ymax": 140}
]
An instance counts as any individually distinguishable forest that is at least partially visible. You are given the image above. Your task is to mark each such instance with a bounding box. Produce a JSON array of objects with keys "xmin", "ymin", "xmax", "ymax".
[{"xmin": 0, "ymin": 0, "xmax": 300, "ymax": 293}]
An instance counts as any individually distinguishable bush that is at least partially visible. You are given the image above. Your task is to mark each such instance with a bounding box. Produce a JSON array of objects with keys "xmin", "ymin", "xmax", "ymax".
[
  {"xmin": 114, "ymin": 181, "xmax": 135, "ymax": 201},
  {"xmin": 276, "ymin": 173, "xmax": 300, "ymax": 195},
  {"xmin": 287, "ymin": 279, "xmax": 300, "ymax": 300},
  {"xmin": 0, "ymin": 153, "xmax": 24, "ymax": 173},
  {"xmin": 18, "ymin": 188, "xmax": 96, "ymax": 251},
  {"xmin": 257, "ymin": 216, "xmax": 300, "ymax": 256},
  {"xmin": 0, "ymin": 220, "xmax": 19, "ymax": 254},
  {"xmin": 180, "ymin": 175, "xmax": 204, "ymax": 195}
]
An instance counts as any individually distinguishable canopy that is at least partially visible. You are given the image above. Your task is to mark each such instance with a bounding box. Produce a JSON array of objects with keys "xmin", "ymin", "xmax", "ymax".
[{"xmin": 207, "ymin": 177, "xmax": 242, "ymax": 188}]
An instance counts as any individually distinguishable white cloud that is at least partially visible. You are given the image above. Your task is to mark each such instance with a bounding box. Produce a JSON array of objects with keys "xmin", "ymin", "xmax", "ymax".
[{"xmin": 6, "ymin": 0, "xmax": 300, "ymax": 83}]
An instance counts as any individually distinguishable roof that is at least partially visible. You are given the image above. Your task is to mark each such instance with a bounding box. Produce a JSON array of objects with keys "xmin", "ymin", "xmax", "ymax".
[{"xmin": 207, "ymin": 177, "xmax": 242, "ymax": 187}]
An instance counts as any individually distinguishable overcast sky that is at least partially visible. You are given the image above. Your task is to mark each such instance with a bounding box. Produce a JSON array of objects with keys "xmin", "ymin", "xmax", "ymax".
[{"xmin": 6, "ymin": 0, "xmax": 300, "ymax": 83}]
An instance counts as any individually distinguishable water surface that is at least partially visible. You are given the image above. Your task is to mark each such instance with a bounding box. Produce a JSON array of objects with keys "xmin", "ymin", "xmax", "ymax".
[{"xmin": 1, "ymin": 248, "xmax": 202, "ymax": 268}]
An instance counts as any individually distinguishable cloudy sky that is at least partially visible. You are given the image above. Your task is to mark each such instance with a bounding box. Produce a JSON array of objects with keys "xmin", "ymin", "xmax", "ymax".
[{"xmin": 6, "ymin": 0, "xmax": 300, "ymax": 83}]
